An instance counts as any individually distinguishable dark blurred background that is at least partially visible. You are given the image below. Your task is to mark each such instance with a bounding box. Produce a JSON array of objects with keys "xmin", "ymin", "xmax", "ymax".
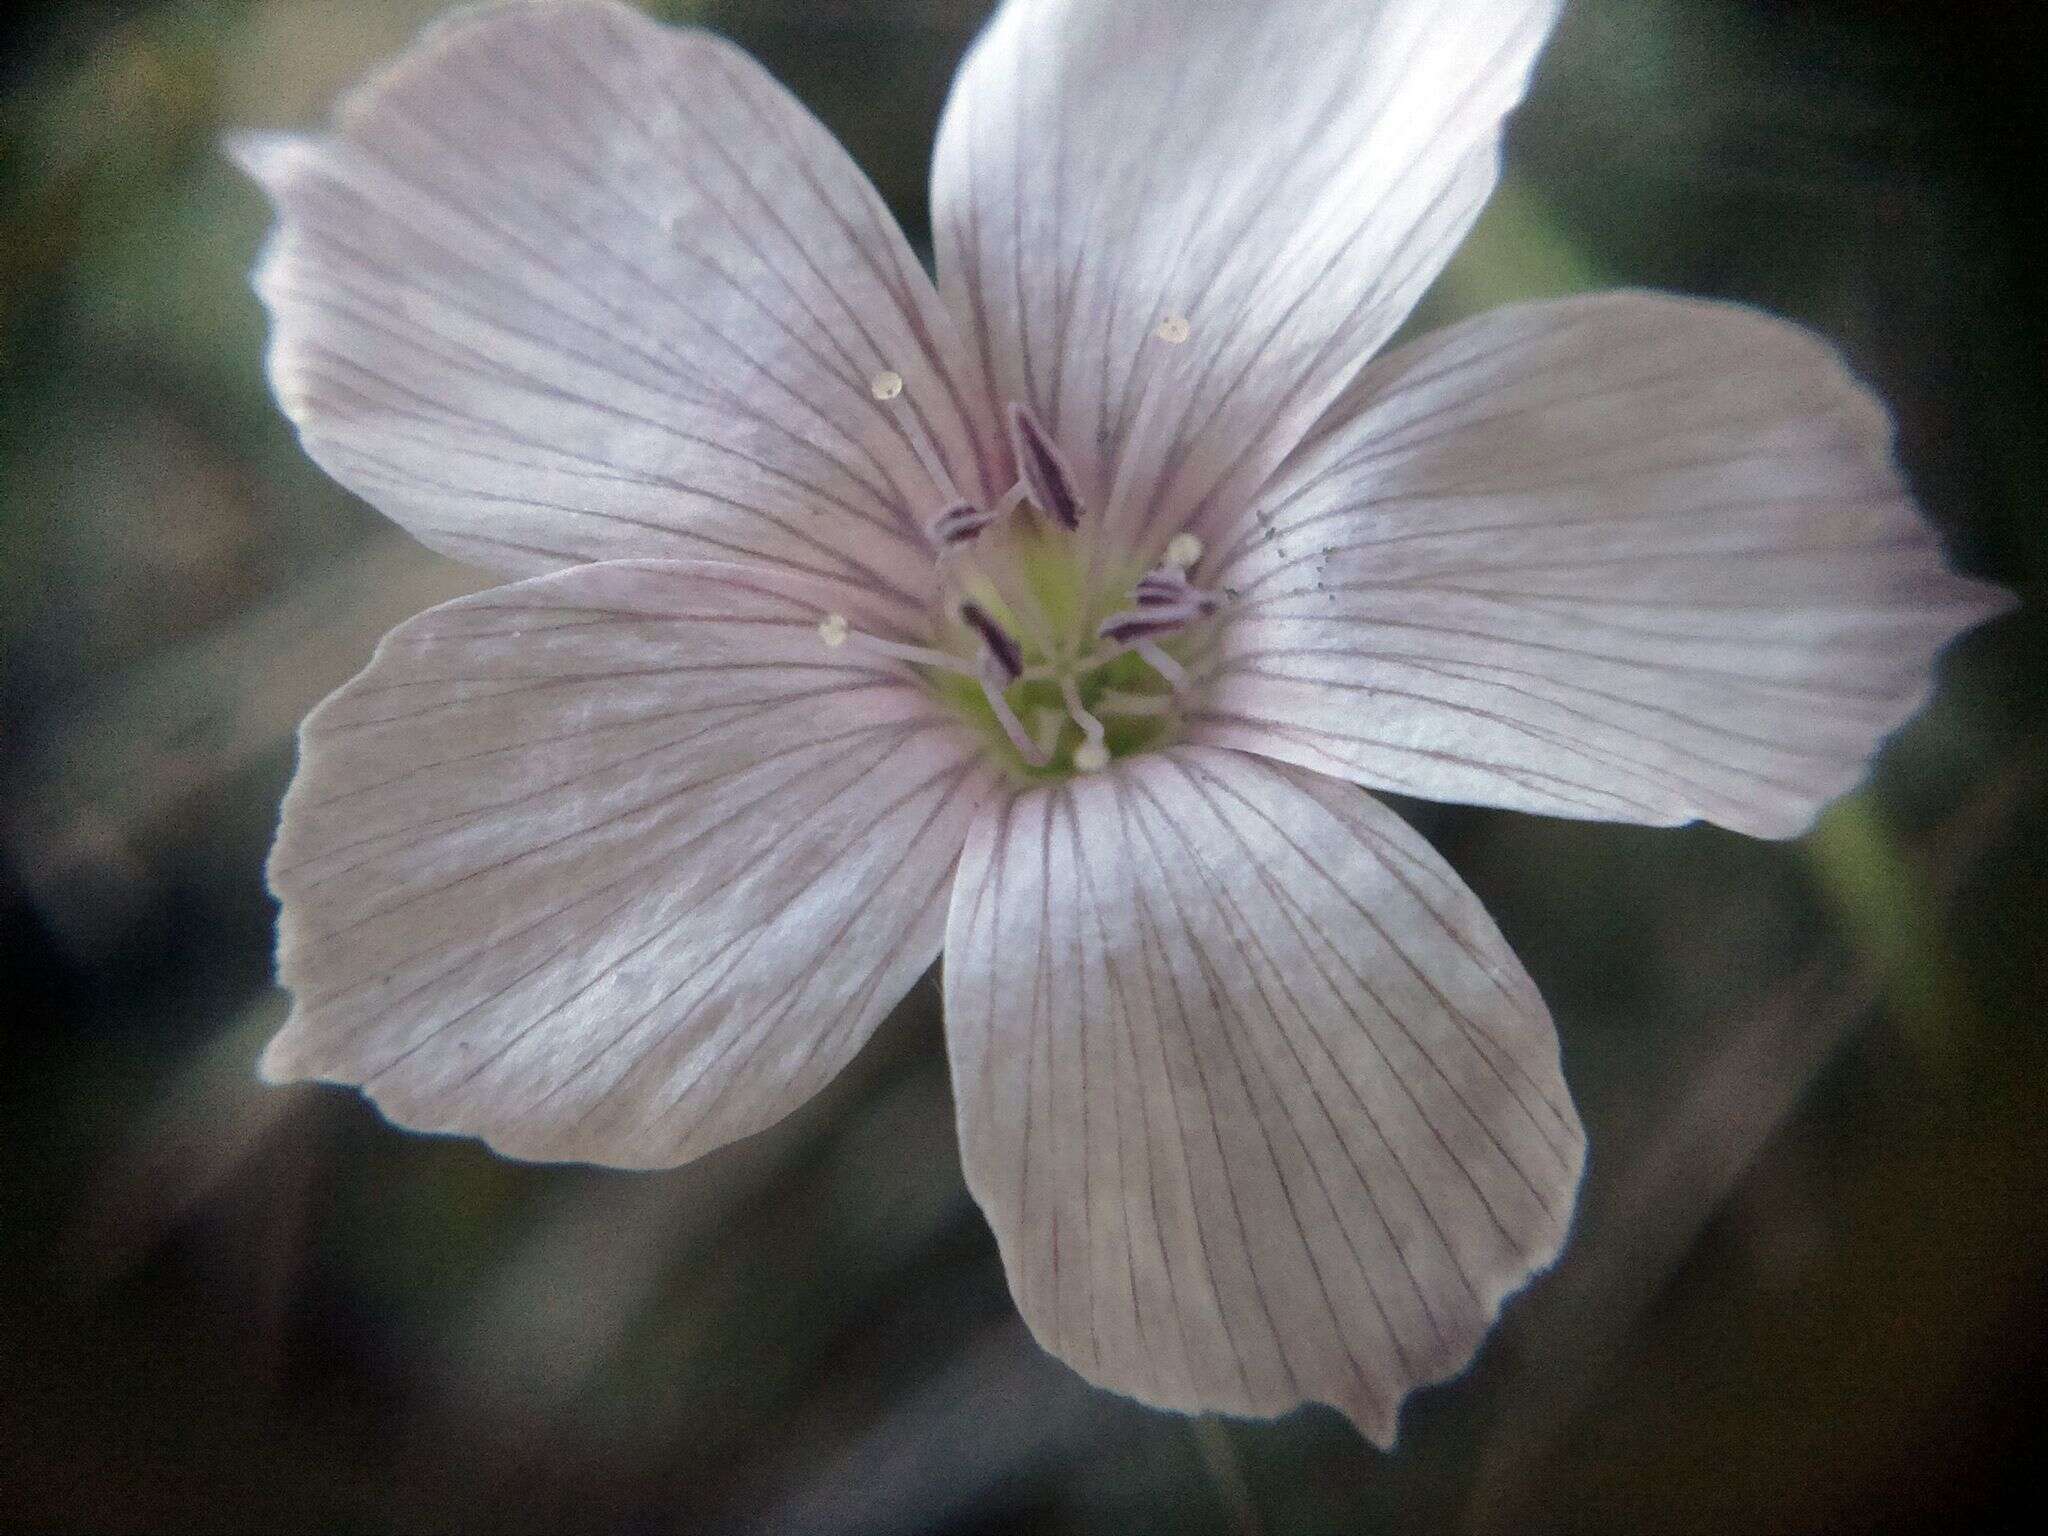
[{"xmin": 2, "ymin": 2, "xmax": 2042, "ymax": 1532}]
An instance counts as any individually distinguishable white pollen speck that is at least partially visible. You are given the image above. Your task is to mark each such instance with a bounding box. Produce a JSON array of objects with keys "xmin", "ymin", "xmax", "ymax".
[
  {"xmin": 1165, "ymin": 533, "xmax": 1204, "ymax": 569},
  {"xmin": 869, "ymin": 370, "xmax": 904, "ymax": 401},
  {"xmin": 1155, "ymin": 313, "xmax": 1191, "ymax": 345},
  {"xmin": 818, "ymin": 613, "xmax": 850, "ymax": 648},
  {"xmin": 1073, "ymin": 739, "xmax": 1111, "ymax": 773}
]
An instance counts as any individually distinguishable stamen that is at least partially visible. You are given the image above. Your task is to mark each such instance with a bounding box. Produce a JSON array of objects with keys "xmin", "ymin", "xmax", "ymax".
[
  {"xmin": 1099, "ymin": 612, "xmax": 1181, "ymax": 645},
  {"xmin": 928, "ymin": 500, "xmax": 998, "ymax": 549},
  {"xmin": 1165, "ymin": 532, "xmax": 1204, "ymax": 570},
  {"xmin": 873, "ymin": 366, "xmax": 965, "ymax": 506},
  {"xmin": 1155, "ymin": 313, "xmax": 1192, "ymax": 345},
  {"xmin": 1133, "ymin": 567, "xmax": 1194, "ymax": 607},
  {"xmin": 1103, "ymin": 560, "xmax": 1225, "ymax": 640},
  {"xmin": 982, "ymin": 675, "xmax": 1050, "ymax": 768},
  {"xmin": 818, "ymin": 613, "xmax": 980, "ymax": 678},
  {"xmin": 993, "ymin": 481, "xmax": 1031, "ymax": 520},
  {"xmin": 959, "ymin": 601, "xmax": 1024, "ymax": 684},
  {"xmin": 1007, "ymin": 402, "xmax": 1086, "ymax": 531}
]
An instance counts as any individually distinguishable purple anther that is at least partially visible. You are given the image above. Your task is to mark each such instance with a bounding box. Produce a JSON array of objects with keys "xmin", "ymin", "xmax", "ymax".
[
  {"xmin": 959, "ymin": 601, "xmax": 1025, "ymax": 683},
  {"xmin": 929, "ymin": 500, "xmax": 998, "ymax": 549},
  {"xmin": 1100, "ymin": 565, "xmax": 1223, "ymax": 645},
  {"xmin": 1134, "ymin": 569, "xmax": 1193, "ymax": 607},
  {"xmin": 1098, "ymin": 610, "xmax": 1191, "ymax": 646},
  {"xmin": 1007, "ymin": 402, "xmax": 1086, "ymax": 531}
]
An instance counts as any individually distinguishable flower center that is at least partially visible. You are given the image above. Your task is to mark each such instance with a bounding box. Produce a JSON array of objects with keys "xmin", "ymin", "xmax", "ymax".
[
  {"xmin": 938, "ymin": 520, "xmax": 1211, "ymax": 778},
  {"xmin": 822, "ymin": 386, "xmax": 1224, "ymax": 781}
]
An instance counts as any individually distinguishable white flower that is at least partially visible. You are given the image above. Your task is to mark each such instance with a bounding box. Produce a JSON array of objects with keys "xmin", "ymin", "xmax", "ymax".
[{"xmin": 231, "ymin": 0, "xmax": 2010, "ymax": 1444}]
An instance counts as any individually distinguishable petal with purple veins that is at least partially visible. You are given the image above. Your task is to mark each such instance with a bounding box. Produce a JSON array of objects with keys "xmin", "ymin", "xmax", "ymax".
[
  {"xmin": 1195, "ymin": 293, "xmax": 2014, "ymax": 838},
  {"xmin": 933, "ymin": 0, "xmax": 1563, "ymax": 561},
  {"xmin": 265, "ymin": 559, "xmax": 997, "ymax": 1169},
  {"xmin": 235, "ymin": 0, "xmax": 995, "ymax": 622},
  {"xmin": 944, "ymin": 746, "xmax": 1584, "ymax": 1444}
]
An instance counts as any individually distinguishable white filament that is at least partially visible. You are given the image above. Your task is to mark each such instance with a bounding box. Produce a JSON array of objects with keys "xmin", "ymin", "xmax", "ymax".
[
  {"xmin": 982, "ymin": 676, "xmax": 1050, "ymax": 768},
  {"xmin": 873, "ymin": 368, "xmax": 963, "ymax": 507},
  {"xmin": 821, "ymin": 617, "xmax": 980, "ymax": 680},
  {"xmin": 1136, "ymin": 639, "xmax": 1188, "ymax": 690},
  {"xmin": 993, "ymin": 480, "xmax": 1031, "ymax": 520}
]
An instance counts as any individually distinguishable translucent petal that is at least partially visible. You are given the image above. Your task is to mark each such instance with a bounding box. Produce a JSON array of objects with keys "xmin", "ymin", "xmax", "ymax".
[
  {"xmin": 235, "ymin": 0, "xmax": 994, "ymax": 623},
  {"xmin": 932, "ymin": 0, "xmax": 1562, "ymax": 561},
  {"xmin": 944, "ymin": 746, "xmax": 1584, "ymax": 1443},
  {"xmin": 266, "ymin": 559, "xmax": 996, "ymax": 1168},
  {"xmin": 1196, "ymin": 293, "xmax": 2015, "ymax": 836}
]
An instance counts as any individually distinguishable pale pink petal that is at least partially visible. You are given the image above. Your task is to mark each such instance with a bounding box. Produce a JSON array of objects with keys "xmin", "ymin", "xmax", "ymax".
[
  {"xmin": 233, "ymin": 0, "xmax": 992, "ymax": 623},
  {"xmin": 1196, "ymin": 294, "xmax": 2015, "ymax": 838},
  {"xmin": 264, "ymin": 560, "xmax": 996, "ymax": 1169},
  {"xmin": 931, "ymin": 0, "xmax": 1562, "ymax": 560},
  {"xmin": 944, "ymin": 746, "xmax": 1584, "ymax": 1444}
]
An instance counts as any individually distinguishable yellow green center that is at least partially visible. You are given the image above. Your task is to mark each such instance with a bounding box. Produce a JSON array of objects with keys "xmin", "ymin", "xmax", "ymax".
[{"xmin": 930, "ymin": 525, "xmax": 1198, "ymax": 782}]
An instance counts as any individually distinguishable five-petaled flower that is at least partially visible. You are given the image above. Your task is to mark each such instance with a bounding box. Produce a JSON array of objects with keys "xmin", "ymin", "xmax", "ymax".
[{"xmin": 234, "ymin": 0, "xmax": 2010, "ymax": 1444}]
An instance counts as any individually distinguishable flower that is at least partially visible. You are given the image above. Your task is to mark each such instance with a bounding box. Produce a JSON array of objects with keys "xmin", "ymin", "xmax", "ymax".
[{"xmin": 231, "ymin": 0, "xmax": 2010, "ymax": 1444}]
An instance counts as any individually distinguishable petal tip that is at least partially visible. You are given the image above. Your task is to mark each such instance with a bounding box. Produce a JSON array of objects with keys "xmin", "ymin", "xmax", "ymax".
[
  {"xmin": 1341, "ymin": 1398, "xmax": 1403, "ymax": 1453},
  {"xmin": 1963, "ymin": 574, "xmax": 2023, "ymax": 628},
  {"xmin": 255, "ymin": 1019, "xmax": 312, "ymax": 1085},
  {"xmin": 221, "ymin": 129, "xmax": 307, "ymax": 192}
]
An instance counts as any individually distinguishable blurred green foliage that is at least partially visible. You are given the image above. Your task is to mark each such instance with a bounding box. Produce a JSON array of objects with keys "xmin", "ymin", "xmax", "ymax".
[{"xmin": 2, "ymin": 3, "xmax": 2042, "ymax": 1533}]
